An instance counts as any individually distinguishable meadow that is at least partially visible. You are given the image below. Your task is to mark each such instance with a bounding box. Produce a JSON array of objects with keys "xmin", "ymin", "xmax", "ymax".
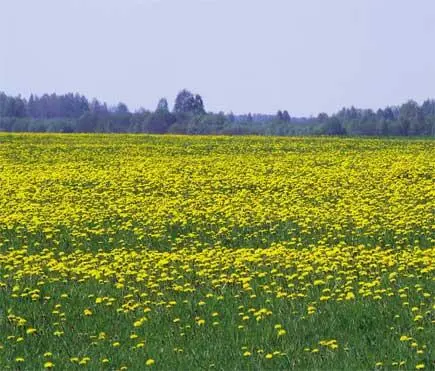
[{"xmin": 0, "ymin": 134, "xmax": 433, "ymax": 370}]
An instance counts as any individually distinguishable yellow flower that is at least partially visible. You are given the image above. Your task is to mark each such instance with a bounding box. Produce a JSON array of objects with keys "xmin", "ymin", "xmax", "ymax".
[
  {"xmin": 0, "ymin": 135, "xmax": 433, "ymax": 369},
  {"xmin": 145, "ymin": 359, "xmax": 155, "ymax": 366},
  {"xmin": 44, "ymin": 361, "xmax": 55, "ymax": 369}
]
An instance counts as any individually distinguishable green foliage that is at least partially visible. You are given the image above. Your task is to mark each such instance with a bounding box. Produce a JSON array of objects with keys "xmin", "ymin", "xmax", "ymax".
[
  {"xmin": 0, "ymin": 91, "xmax": 434, "ymax": 136},
  {"xmin": 173, "ymin": 90, "xmax": 205, "ymax": 115}
]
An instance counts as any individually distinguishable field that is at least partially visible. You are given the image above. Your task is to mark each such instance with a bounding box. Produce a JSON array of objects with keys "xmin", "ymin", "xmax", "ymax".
[{"xmin": 0, "ymin": 134, "xmax": 433, "ymax": 370}]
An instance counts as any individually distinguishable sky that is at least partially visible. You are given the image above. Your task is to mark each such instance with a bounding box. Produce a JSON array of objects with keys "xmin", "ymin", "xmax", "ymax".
[{"xmin": 1, "ymin": 0, "xmax": 434, "ymax": 116}]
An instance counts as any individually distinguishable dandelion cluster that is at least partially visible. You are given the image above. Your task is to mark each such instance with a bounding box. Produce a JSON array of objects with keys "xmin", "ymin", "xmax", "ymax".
[{"xmin": 0, "ymin": 134, "xmax": 433, "ymax": 369}]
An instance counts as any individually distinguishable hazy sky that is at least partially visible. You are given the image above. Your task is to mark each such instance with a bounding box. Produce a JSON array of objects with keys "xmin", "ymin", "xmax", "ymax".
[{"xmin": 1, "ymin": 0, "xmax": 434, "ymax": 116}]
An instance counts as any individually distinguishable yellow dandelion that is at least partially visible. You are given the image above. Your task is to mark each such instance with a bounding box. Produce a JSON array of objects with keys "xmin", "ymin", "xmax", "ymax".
[{"xmin": 145, "ymin": 359, "xmax": 155, "ymax": 366}]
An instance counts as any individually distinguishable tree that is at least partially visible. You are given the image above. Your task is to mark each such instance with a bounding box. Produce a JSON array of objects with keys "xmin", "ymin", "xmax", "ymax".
[
  {"xmin": 1, "ymin": 89, "xmax": 435, "ymax": 136},
  {"xmin": 0, "ymin": 95, "xmax": 27, "ymax": 117},
  {"xmin": 317, "ymin": 113, "xmax": 329, "ymax": 123},
  {"xmin": 399, "ymin": 100, "xmax": 425, "ymax": 136},
  {"xmin": 156, "ymin": 98, "xmax": 169, "ymax": 113},
  {"xmin": 174, "ymin": 90, "xmax": 191, "ymax": 113},
  {"xmin": 380, "ymin": 119, "xmax": 390, "ymax": 136},
  {"xmin": 14, "ymin": 96, "xmax": 27, "ymax": 117},
  {"xmin": 193, "ymin": 95, "xmax": 205, "ymax": 114},
  {"xmin": 282, "ymin": 110, "xmax": 291, "ymax": 122},
  {"xmin": 173, "ymin": 89, "xmax": 205, "ymax": 114},
  {"xmin": 421, "ymin": 99, "xmax": 435, "ymax": 117},
  {"xmin": 322, "ymin": 117, "xmax": 346, "ymax": 135},
  {"xmin": 146, "ymin": 111, "xmax": 175, "ymax": 134},
  {"xmin": 383, "ymin": 107, "xmax": 395, "ymax": 121},
  {"xmin": 27, "ymin": 94, "xmax": 36, "ymax": 117},
  {"xmin": 115, "ymin": 102, "xmax": 129, "ymax": 114},
  {"xmin": 89, "ymin": 99, "xmax": 108, "ymax": 114}
]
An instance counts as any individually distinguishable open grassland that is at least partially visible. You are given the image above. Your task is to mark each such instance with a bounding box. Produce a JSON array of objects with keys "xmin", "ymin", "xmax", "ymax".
[{"xmin": 0, "ymin": 134, "xmax": 433, "ymax": 370}]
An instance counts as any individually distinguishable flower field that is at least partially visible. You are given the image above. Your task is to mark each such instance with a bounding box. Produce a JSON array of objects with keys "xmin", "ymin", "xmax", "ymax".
[{"xmin": 0, "ymin": 134, "xmax": 433, "ymax": 370}]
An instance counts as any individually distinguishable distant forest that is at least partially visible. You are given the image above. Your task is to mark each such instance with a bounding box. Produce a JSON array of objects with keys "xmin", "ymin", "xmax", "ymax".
[{"xmin": 0, "ymin": 90, "xmax": 434, "ymax": 136}]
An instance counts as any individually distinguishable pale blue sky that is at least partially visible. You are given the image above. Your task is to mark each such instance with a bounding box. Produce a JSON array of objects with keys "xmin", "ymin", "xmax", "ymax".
[{"xmin": 1, "ymin": 0, "xmax": 434, "ymax": 115}]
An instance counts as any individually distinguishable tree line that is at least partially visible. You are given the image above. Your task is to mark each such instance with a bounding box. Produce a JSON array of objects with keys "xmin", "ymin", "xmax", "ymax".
[{"xmin": 0, "ymin": 90, "xmax": 434, "ymax": 136}]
